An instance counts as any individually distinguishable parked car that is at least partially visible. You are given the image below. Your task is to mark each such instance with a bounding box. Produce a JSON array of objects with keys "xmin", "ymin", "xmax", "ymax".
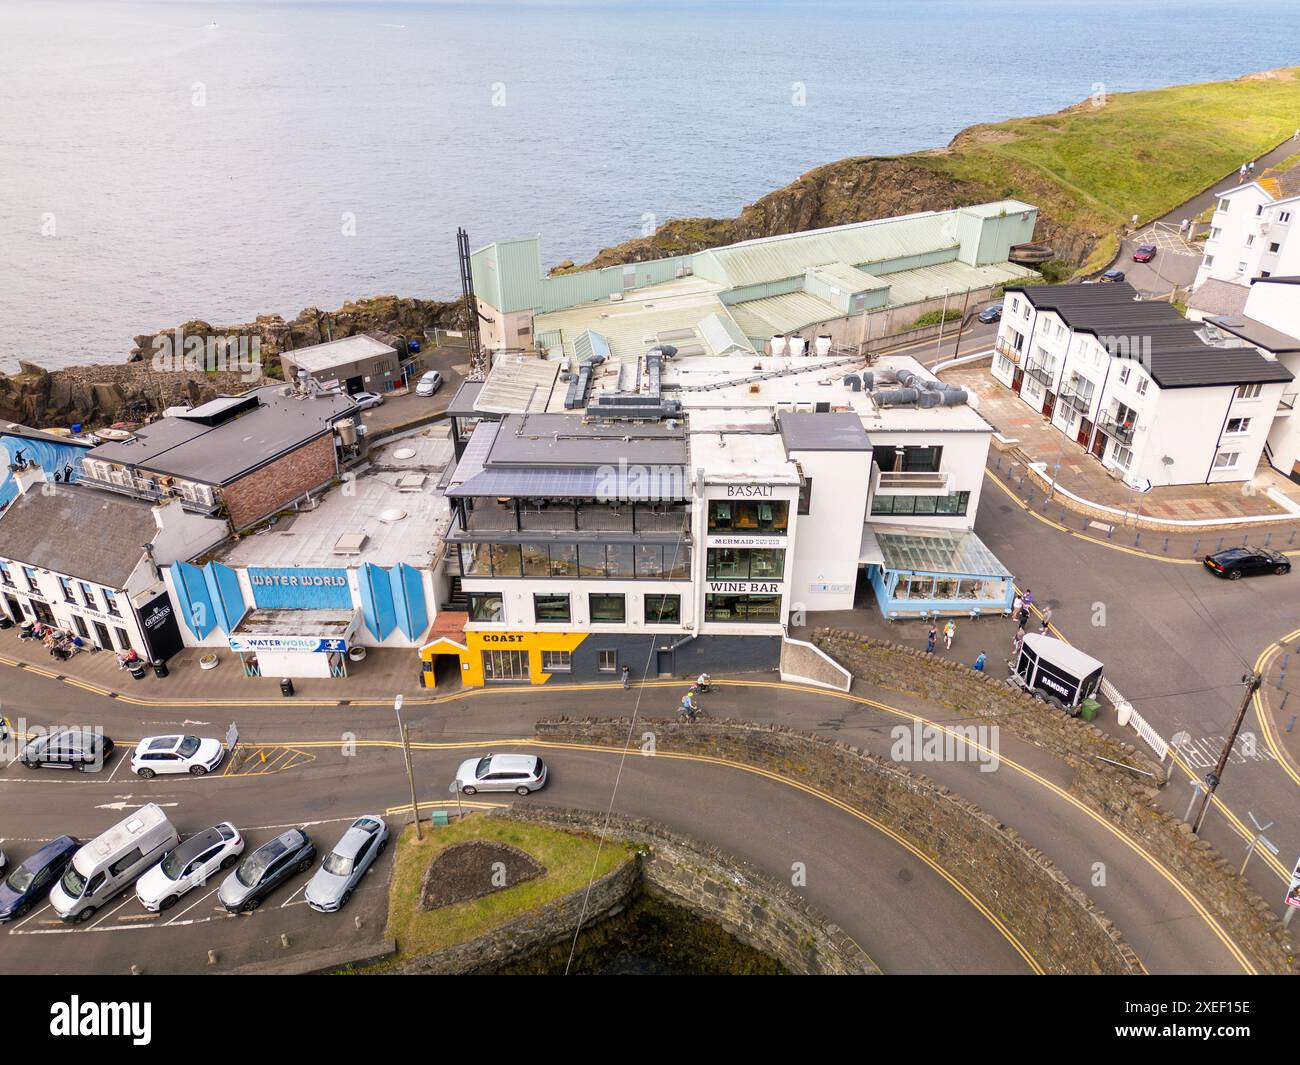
[
  {"xmin": 218, "ymin": 828, "xmax": 315, "ymax": 913},
  {"xmin": 416, "ymin": 370, "xmax": 443, "ymax": 397},
  {"xmin": 1203, "ymin": 547, "xmax": 1292, "ymax": 579},
  {"xmin": 1132, "ymin": 243, "xmax": 1157, "ymax": 263},
  {"xmin": 450, "ymin": 753, "xmax": 548, "ymax": 796},
  {"xmin": 0, "ymin": 835, "xmax": 79, "ymax": 921},
  {"xmin": 51, "ymin": 804, "xmax": 179, "ymax": 922},
  {"xmin": 1100, "ymin": 269, "xmax": 1126, "ymax": 283},
  {"xmin": 136, "ymin": 822, "xmax": 243, "ymax": 912},
  {"xmin": 977, "ymin": 303, "xmax": 1002, "ymax": 324},
  {"xmin": 351, "ymin": 391, "xmax": 384, "ymax": 411},
  {"xmin": 132, "ymin": 734, "xmax": 225, "ymax": 778},
  {"xmin": 21, "ymin": 729, "xmax": 114, "ymax": 772},
  {"xmin": 305, "ymin": 816, "xmax": 388, "ymax": 913}
]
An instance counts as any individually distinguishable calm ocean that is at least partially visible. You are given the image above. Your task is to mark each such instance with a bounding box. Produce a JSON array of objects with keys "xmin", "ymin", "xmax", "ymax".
[{"xmin": 1, "ymin": 0, "xmax": 1297, "ymax": 369}]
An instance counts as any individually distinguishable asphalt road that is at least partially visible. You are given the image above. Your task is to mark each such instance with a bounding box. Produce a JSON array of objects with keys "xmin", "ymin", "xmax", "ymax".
[{"xmin": 975, "ymin": 479, "xmax": 1300, "ymax": 911}]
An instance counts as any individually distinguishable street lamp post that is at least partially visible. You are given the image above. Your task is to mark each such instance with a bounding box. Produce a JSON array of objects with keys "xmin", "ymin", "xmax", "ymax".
[{"xmin": 394, "ymin": 694, "xmax": 422, "ymax": 841}]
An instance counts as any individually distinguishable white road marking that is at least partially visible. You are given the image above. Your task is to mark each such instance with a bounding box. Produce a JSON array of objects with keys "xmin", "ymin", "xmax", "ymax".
[
  {"xmin": 168, "ymin": 885, "xmax": 221, "ymax": 924},
  {"xmin": 88, "ymin": 895, "xmax": 135, "ymax": 929}
]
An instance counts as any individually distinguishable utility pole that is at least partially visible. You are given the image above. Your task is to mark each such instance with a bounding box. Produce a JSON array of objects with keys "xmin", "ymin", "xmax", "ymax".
[
  {"xmin": 395, "ymin": 694, "xmax": 422, "ymax": 840},
  {"xmin": 1192, "ymin": 673, "xmax": 1262, "ymax": 833},
  {"xmin": 933, "ymin": 289, "xmax": 951, "ymax": 362}
]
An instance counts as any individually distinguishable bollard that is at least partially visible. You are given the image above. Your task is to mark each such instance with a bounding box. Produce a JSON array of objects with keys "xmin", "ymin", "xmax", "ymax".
[
  {"xmin": 208, "ymin": 949, "xmax": 218, "ymax": 966},
  {"xmin": 1288, "ymin": 714, "xmax": 1296, "ymax": 733},
  {"xmin": 1107, "ymin": 524, "xmax": 1114, "ymax": 539},
  {"xmin": 130, "ymin": 965, "xmax": 141, "ymax": 975},
  {"xmin": 354, "ymin": 915, "xmax": 363, "ymax": 930},
  {"xmin": 1291, "ymin": 528, "xmax": 1297, "ymax": 545},
  {"xmin": 1162, "ymin": 537, "xmax": 1169, "ymax": 553},
  {"xmin": 1192, "ymin": 538, "xmax": 1200, "ymax": 556},
  {"xmin": 281, "ymin": 933, "xmax": 290, "ymax": 949},
  {"xmin": 1215, "ymin": 537, "xmax": 1224, "ymax": 552},
  {"xmin": 1242, "ymin": 534, "xmax": 1250, "ymax": 546},
  {"xmin": 1265, "ymin": 531, "xmax": 1273, "ymax": 547},
  {"xmin": 1134, "ymin": 532, "xmax": 1142, "ymax": 548}
]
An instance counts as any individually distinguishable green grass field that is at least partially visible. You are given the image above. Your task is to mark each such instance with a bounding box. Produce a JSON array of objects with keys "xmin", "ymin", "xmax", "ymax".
[{"xmin": 381, "ymin": 815, "xmax": 629, "ymax": 962}]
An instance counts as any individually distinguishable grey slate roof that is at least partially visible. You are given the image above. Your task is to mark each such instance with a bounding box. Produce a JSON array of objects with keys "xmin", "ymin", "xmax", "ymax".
[
  {"xmin": 778, "ymin": 411, "xmax": 873, "ymax": 452},
  {"xmin": 1186, "ymin": 278, "xmax": 1250, "ymax": 318},
  {"xmin": 0, "ymin": 484, "xmax": 156, "ymax": 587},
  {"xmin": 1006, "ymin": 282, "xmax": 1293, "ymax": 389}
]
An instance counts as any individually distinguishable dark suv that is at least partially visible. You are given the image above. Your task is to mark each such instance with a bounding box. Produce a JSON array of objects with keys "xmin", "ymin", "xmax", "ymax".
[{"xmin": 218, "ymin": 829, "xmax": 316, "ymax": 913}]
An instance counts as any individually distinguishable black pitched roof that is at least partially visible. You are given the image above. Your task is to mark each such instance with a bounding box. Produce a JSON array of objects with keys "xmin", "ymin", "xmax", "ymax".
[
  {"xmin": 1004, "ymin": 282, "xmax": 1293, "ymax": 389},
  {"xmin": 778, "ymin": 411, "xmax": 873, "ymax": 451}
]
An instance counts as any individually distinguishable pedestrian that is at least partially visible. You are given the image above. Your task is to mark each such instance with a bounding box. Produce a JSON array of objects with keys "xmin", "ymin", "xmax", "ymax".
[
  {"xmin": 1040, "ymin": 605, "xmax": 1053, "ymax": 633},
  {"xmin": 1012, "ymin": 627, "xmax": 1025, "ymax": 656},
  {"xmin": 974, "ymin": 651, "xmax": 987, "ymax": 673},
  {"xmin": 1011, "ymin": 592, "xmax": 1023, "ymax": 619},
  {"xmin": 1239, "ymin": 163, "xmax": 1248, "ymax": 182},
  {"xmin": 621, "ymin": 664, "xmax": 630, "ymax": 690},
  {"xmin": 943, "ymin": 618, "xmax": 955, "ymax": 650},
  {"xmin": 926, "ymin": 625, "xmax": 937, "ymax": 654},
  {"xmin": 1017, "ymin": 604, "xmax": 1030, "ymax": 630},
  {"xmin": 1248, "ymin": 160, "xmax": 1255, "ymax": 174},
  {"xmin": 1022, "ymin": 588, "xmax": 1034, "ymax": 608}
]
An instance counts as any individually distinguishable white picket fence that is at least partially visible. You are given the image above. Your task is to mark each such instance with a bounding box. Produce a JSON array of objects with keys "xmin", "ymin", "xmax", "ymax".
[{"xmin": 1101, "ymin": 677, "xmax": 1169, "ymax": 762}]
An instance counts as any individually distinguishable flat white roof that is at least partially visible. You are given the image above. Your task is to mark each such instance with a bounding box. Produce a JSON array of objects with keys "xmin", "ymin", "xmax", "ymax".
[
  {"xmin": 285, "ymin": 334, "xmax": 396, "ymax": 373},
  {"xmin": 690, "ymin": 430, "xmax": 800, "ymax": 485}
]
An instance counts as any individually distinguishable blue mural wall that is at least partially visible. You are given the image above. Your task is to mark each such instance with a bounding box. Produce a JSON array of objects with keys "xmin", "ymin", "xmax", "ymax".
[{"xmin": 0, "ymin": 433, "xmax": 92, "ymax": 508}]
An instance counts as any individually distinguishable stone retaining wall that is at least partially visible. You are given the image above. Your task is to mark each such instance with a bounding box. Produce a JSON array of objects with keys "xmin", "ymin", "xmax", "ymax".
[
  {"xmin": 535, "ymin": 718, "xmax": 1142, "ymax": 975},
  {"xmin": 499, "ymin": 806, "xmax": 875, "ymax": 975},
  {"xmin": 811, "ymin": 629, "xmax": 1297, "ymax": 974}
]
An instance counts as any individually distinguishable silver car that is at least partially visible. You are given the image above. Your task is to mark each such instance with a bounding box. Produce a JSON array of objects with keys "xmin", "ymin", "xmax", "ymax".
[
  {"xmin": 304, "ymin": 816, "xmax": 388, "ymax": 913},
  {"xmin": 450, "ymin": 753, "xmax": 548, "ymax": 796}
]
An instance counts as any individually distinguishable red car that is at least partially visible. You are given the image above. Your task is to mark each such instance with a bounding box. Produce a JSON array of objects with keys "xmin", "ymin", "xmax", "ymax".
[{"xmin": 1132, "ymin": 244, "xmax": 1157, "ymax": 263}]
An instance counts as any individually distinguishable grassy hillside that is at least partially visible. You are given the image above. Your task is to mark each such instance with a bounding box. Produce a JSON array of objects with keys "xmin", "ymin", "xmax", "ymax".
[{"xmin": 571, "ymin": 68, "xmax": 1300, "ymax": 275}]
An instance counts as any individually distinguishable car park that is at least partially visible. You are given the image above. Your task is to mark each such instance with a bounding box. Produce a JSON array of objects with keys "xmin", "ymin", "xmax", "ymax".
[
  {"xmin": 351, "ymin": 391, "xmax": 384, "ymax": 411},
  {"xmin": 21, "ymin": 729, "xmax": 114, "ymax": 772},
  {"xmin": 415, "ymin": 370, "xmax": 443, "ymax": 396},
  {"xmin": 135, "ymin": 822, "xmax": 244, "ymax": 912},
  {"xmin": 1132, "ymin": 243, "xmax": 1157, "ymax": 263},
  {"xmin": 0, "ymin": 836, "xmax": 79, "ymax": 921},
  {"xmin": 451, "ymin": 753, "xmax": 548, "ymax": 796},
  {"xmin": 1203, "ymin": 547, "xmax": 1292, "ymax": 579},
  {"xmin": 50, "ymin": 804, "xmax": 180, "ymax": 922},
  {"xmin": 1100, "ymin": 269, "xmax": 1125, "ymax": 282},
  {"xmin": 132, "ymin": 734, "xmax": 225, "ymax": 778},
  {"xmin": 977, "ymin": 303, "xmax": 1002, "ymax": 324},
  {"xmin": 305, "ymin": 816, "xmax": 388, "ymax": 912},
  {"xmin": 219, "ymin": 828, "xmax": 316, "ymax": 913}
]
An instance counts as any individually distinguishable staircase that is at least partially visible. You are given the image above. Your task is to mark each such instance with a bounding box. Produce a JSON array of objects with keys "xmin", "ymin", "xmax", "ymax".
[{"xmin": 443, "ymin": 576, "xmax": 468, "ymax": 611}]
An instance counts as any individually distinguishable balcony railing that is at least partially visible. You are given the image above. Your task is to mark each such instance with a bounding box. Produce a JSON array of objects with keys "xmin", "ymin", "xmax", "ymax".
[
  {"xmin": 1023, "ymin": 359, "xmax": 1055, "ymax": 388},
  {"xmin": 872, "ymin": 463, "xmax": 952, "ymax": 493},
  {"xmin": 75, "ymin": 471, "xmax": 221, "ymax": 514},
  {"xmin": 1095, "ymin": 412, "xmax": 1136, "ymax": 445},
  {"xmin": 1058, "ymin": 387, "xmax": 1093, "ymax": 414},
  {"xmin": 995, "ymin": 338, "xmax": 1023, "ymax": 363}
]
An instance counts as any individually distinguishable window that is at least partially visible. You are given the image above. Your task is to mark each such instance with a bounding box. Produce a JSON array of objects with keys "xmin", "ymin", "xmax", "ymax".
[
  {"xmin": 1261, "ymin": 271, "xmax": 1271, "ymax": 278},
  {"xmin": 1135, "ymin": 376, "xmax": 1149, "ymax": 396},
  {"xmin": 1010, "ymin": 298, "xmax": 1019, "ymax": 314},
  {"xmin": 707, "ymin": 499, "xmax": 788, "ymax": 534},
  {"xmin": 78, "ymin": 582, "xmax": 96, "ymax": 609},
  {"xmin": 1217, "ymin": 198, "xmax": 1230, "ymax": 212},
  {"xmin": 23, "ymin": 567, "xmax": 38, "ymax": 592},
  {"xmin": 1246, "ymin": 234, "xmax": 1255, "ymax": 247},
  {"xmin": 102, "ymin": 588, "xmax": 121, "ymax": 616},
  {"xmin": 1225, "ymin": 417, "xmax": 1251, "ymax": 434},
  {"xmin": 1118, "ymin": 365, "xmax": 1131, "ymax": 385},
  {"xmin": 1279, "ymin": 211, "xmax": 1292, "ymax": 224},
  {"xmin": 705, "ymin": 548, "xmax": 785, "ymax": 580},
  {"xmin": 1204, "ymin": 255, "xmax": 1215, "ymax": 267},
  {"xmin": 1269, "ymin": 242, "xmax": 1281, "ymax": 253},
  {"xmin": 798, "ymin": 477, "xmax": 813, "ymax": 515},
  {"xmin": 72, "ymin": 614, "xmax": 90, "ymax": 639},
  {"xmin": 589, "ymin": 594, "xmax": 625, "ymax": 623},
  {"xmin": 872, "ymin": 445, "xmax": 943, "ymax": 473},
  {"xmin": 1112, "ymin": 444, "xmax": 1134, "ymax": 470},
  {"xmin": 871, "ymin": 491, "xmax": 970, "ymax": 517},
  {"xmin": 704, "ymin": 594, "xmax": 782, "ymax": 623},
  {"xmin": 598, "ymin": 650, "xmax": 618, "ymax": 673},
  {"xmin": 111, "ymin": 627, "xmax": 129, "ymax": 651},
  {"xmin": 1213, "ymin": 451, "xmax": 1240, "ymax": 470},
  {"xmin": 467, "ymin": 592, "xmax": 504, "ymax": 623},
  {"xmin": 996, "ymin": 354, "xmax": 1013, "ymax": 376},
  {"xmin": 1209, "ymin": 227, "xmax": 1222, "ymax": 241},
  {"xmin": 1237, "ymin": 383, "xmax": 1262, "ymax": 400},
  {"xmin": 644, "ymin": 594, "xmax": 681, "ymax": 625},
  {"xmin": 1237, "ymin": 262, "xmax": 1247, "ymax": 275},
  {"xmin": 0, "ymin": 563, "xmax": 11, "ymax": 588},
  {"xmin": 533, "ymin": 594, "xmax": 571, "ymax": 623},
  {"xmin": 540, "ymin": 650, "xmax": 571, "ymax": 673},
  {"xmin": 58, "ymin": 577, "xmax": 76, "ymax": 604}
]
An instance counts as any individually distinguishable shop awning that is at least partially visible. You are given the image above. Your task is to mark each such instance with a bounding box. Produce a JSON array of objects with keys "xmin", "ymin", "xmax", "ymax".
[
  {"xmin": 420, "ymin": 611, "xmax": 468, "ymax": 658},
  {"xmin": 872, "ymin": 526, "xmax": 1012, "ymax": 579}
]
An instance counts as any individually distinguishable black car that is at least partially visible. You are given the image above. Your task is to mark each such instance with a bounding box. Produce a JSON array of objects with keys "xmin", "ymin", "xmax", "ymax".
[
  {"xmin": 0, "ymin": 835, "xmax": 79, "ymax": 921},
  {"xmin": 1203, "ymin": 547, "xmax": 1291, "ymax": 580},
  {"xmin": 21, "ymin": 729, "xmax": 114, "ymax": 772},
  {"xmin": 977, "ymin": 303, "xmax": 1002, "ymax": 324},
  {"xmin": 1100, "ymin": 269, "xmax": 1126, "ymax": 283},
  {"xmin": 218, "ymin": 829, "xmax": 316, "ymax": 912}
]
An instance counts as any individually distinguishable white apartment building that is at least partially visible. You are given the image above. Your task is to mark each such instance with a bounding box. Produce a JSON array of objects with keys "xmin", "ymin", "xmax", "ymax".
[
  {"xmin": 992, "ymin": 282, "xmax": 1293, "ymax": 487},
  {"xmin": 1191, "ymin": 174, "xmax": 1300, "ymax": 315}
]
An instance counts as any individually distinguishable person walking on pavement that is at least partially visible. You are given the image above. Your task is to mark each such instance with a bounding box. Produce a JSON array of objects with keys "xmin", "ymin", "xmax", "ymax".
[
  {"xmin": 1017, "ymin": 603, "xmax": 1030, "ymax": 631},
  {"xmin": 621, "ymin": 665, "xmax": 630, "ymax": 690},
  {"xmin": 1039, "ymin": 605, "xmax": 1053, "ymax": 633},
  {"xmin": 974, "ymin": 651, "xmax": 987, "ymax": 673},
  {"xmin": 943, "ymin": 618, "xmax": 955, "ymax": 651},
  {"xmin": 926, "ymin": 625, "xmax": 937, "ymax": 654},
  {"xmin": 1022, "ymin": 589, "xmax": 1034, "ymax": 609},
  {"xmin": 1012, "ymin": 626, "xmax": 1025, "ymax": 657},
  {"xmin": 1239, "ymin": 162, "xmax": 1248, "ymax": 182},
  {"xmin": 1011, "ymin": 592, "xmax": 1023, "ymax": 620}
]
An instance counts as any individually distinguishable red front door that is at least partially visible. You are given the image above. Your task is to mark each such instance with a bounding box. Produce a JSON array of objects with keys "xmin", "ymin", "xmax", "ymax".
[
  {"xmin": 1012, "ymin": 368, "xmax": 1024, "ymax": 394},
  {"xmin": 1042, "ymin": 391, "xmax": 1055, "ymax": 418},
  {"xmin": 1076, "ymin": 417, "xmax": 1093, "ymax": 448},
  {"xmin": 1091, "ymin": 430, "xmax": 1108, "ymax": 459}
]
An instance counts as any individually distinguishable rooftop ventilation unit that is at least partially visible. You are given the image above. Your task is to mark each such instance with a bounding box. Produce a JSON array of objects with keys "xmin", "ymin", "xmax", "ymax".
[{"xmin": 333, "ymin": 533, "xmax": 368, "ymax": 555}]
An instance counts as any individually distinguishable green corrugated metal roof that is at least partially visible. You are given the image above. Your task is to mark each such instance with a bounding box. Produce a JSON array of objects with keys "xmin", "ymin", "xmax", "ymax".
[
  {"xmin": 807, "ymin": 262, "xmax": 887, "ymax": 293},
  {"xmin": 691, "ymin": 212, "xmax": 958, "ymax": 289},
  {"xmin": 727, "ymin": 290, "xmax": 843, "ymax": 337},
  {"xmin": 880, "ymin": 260, "xmax": 1036, "ymax": 308},
  {"xmin": 698, "ymin": 310, "xmax": 754, "ymax": 355}
]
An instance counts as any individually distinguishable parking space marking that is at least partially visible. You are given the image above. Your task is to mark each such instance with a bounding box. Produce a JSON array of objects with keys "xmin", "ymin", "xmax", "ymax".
[{"xmin": 168, "ymin": 886, "xmax": 221, "ymax": 924}]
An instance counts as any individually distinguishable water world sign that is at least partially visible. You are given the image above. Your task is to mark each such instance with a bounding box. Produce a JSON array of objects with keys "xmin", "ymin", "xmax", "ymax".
[{"xmin": 247, "ymin": 567, "xmax": 352, "ymax": 610}]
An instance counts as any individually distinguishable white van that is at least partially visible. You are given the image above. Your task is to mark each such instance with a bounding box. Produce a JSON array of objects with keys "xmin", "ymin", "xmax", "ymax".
[{"xmin": 50, "ymin": 804, "xmax": 180, "ymax": 922}]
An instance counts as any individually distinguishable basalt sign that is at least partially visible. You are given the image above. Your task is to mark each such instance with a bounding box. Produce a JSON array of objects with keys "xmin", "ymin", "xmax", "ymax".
[{"xmin": 723, "ymin": 485, "xmax": 775, "ymax": 497}]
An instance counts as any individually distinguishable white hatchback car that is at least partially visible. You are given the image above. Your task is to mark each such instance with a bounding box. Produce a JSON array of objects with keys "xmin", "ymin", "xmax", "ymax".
[
  {"xmin": 450, "ymin": 753, "xmax": 548, "ymax": 796},
  {"xmin": 132, "ymin": 735, "xmax": 225, "ymax": 778},
  {"xmin": 415, "ymin": 370, "xmax": 443, "ymax": 396},
  {"xmin": 135, "ymin": 822, "xmax": 243, "ymax": 912}
]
